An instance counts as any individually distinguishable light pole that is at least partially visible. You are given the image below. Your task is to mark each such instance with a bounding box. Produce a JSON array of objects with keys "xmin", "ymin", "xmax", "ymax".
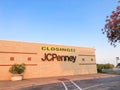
[{"xmin": 116, "ymin": 57, "xmax": 119, "ymax": 66}]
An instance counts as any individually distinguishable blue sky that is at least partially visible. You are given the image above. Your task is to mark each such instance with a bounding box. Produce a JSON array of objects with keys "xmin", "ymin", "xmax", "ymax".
[{"xmin": 0, "ymin": 0, "xmax": 120, "ymax": 65}]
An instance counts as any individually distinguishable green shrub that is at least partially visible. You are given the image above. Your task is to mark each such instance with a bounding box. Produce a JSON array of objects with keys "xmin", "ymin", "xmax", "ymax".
[
  {"xmin": 9, "ymin": 63, "xmax": 26, "ymax": 74},
  {"xmin": 97, "ymin": 66, "xmax": 102, "ymax": 73},
  {"xmin": 97, "ymin": 64, "xmax": 104, "ymax": 73}
]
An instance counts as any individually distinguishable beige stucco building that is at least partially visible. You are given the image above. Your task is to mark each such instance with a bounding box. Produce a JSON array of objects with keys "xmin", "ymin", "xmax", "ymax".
[{"xmin": 0, "ymin": 40, "xmax": 97, "ymax": 80}]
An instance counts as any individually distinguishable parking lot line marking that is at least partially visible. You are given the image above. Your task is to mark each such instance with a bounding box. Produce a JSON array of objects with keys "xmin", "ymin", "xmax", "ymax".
[
  {"xmin": 61, "ymin": 81, "xmax": 68, "ymax": 90},
  {"xmin": 83, "ymin": 84, "xmax": 103, "ymax": 90},
  {"xmin": 70, "ymin": 80, "xmax": 82, "ymax": 90}
]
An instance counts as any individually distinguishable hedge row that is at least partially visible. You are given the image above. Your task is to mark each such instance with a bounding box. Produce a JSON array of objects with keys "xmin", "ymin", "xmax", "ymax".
[{"xmin": 97, "ymin": 63, "xmax": 114, "ymax": 73}]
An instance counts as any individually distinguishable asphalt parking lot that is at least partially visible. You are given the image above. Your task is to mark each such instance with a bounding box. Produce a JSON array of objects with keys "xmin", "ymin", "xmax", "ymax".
[
  {"xmin": 0, "ymin": 74, "xmax": 119, "ymax": 90},
  {"xmin": 19, "ymin": 75, "xmax": 120, "ymax": 90}
]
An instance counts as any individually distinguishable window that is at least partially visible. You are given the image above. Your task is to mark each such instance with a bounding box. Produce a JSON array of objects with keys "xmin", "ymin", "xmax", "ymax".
[
  {"xmin": 82, "ymin": 58, "xmax": 85, "ymax": 61},
  {"xmin": 10, "ymin": 57, "xmax": 14, "ymax": 61},
  {"xmin": 91, "ymin": 58, "xmax": 93, "ymax": 61},
  {"xmin": 28, "ymin": 57, "xmax": 31, "ymax": 61}
]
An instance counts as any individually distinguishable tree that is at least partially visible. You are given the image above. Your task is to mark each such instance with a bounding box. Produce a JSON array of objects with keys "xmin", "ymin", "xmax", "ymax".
[
  {"xmin": 97, "ymin": 64, "xmax": 114, "ymax": 73},
  {"xmin": 102, "ymin": 1, "xmax": 120, "ymax": 47}
]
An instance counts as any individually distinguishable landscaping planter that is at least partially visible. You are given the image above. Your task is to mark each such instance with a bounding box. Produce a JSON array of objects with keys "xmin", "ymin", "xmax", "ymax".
[
  {"xmin": 9, "ymin": 63, "xmax": 26, "ymax": 81},
  {"xmin": 11, "ymin": 74, "xmax": 23, "ymax": 81}
]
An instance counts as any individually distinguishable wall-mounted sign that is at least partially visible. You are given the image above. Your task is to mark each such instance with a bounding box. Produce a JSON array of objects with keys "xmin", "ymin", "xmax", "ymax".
[
  {"xmin": 41, "ymin": 53, "xmax": 76, "ymax": 63},
  {"xmin": 41, "ymin": 47, "xmax": 75, "ymax": 52}
]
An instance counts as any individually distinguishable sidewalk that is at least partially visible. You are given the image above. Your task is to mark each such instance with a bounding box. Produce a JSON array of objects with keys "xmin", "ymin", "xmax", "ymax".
[{"xmin": 0, "ymin": 74, "xmax": 118, "ymax": 90}]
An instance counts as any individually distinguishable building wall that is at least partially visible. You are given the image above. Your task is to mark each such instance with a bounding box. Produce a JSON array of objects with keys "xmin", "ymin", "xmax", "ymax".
[{"xmin": 0, "ymin": 40, "xmax": 97, "ymax": 80}]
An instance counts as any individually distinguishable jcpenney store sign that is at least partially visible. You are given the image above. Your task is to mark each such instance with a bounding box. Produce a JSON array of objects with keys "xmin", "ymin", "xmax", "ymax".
[{"xmin": 41, "ymin": 47, "xmax": 76, "ymax": 63}]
